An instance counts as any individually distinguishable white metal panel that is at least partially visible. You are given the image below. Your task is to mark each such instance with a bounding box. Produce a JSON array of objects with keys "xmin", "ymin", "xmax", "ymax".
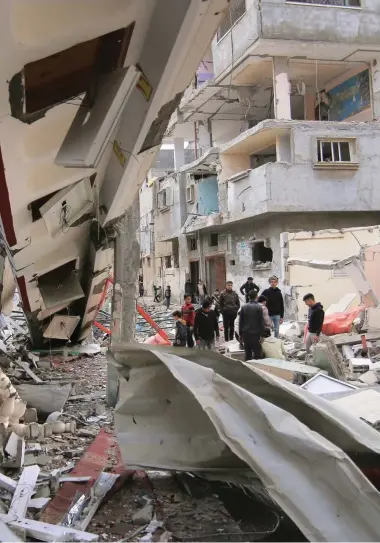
[
  {"xmin": 55, "ymin": 66, "xmax": 140, "ymax": 168},
  {"xmin": 39, "ymin": 177, "xmax": 93, "ymax": 239}
]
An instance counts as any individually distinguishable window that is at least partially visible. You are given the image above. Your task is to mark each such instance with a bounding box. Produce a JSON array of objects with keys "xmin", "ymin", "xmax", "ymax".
[
  {"xmin": 209, "ymin": 233, "xmax": 219, "ymax": 247},
  {"xmin": 317, "ymin": 140, "xmax": 354, "ymax": 163},
  {"xmin": 165, "ymin": 256, "xmax": 172, "ymax": 268},
  {"xmin": 230, "ymin": 260, "xmax": 236, "ymax": 266},
  {"xmin": 286, "ymin": 0, "xmax": 360, "ymax": 6},
  {"xmin": 147, "ymin": 257, "xmax": 151, "ymax": 267},
  {"xmin": 157, "ymin": 188, "xmax": 173, "ymax": 209},
  {"xmin": 252, "ymin": 241, "xmax": 273, "ymax": 266},
  {"xmin": 217, "ymin": 0, "xmax": 246, "ymax": 41},
  {"xmin": 186, "ymin": 185, "xmax": 195, "ymax": 203},
  {"xmin": 188, "ymin": 236, "xmax": 197, "ymax": 251}
]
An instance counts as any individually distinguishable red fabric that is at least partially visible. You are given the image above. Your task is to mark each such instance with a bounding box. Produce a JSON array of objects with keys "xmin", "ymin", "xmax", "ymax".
[
  {"xmin": 304, "ymin": 307, "xmax": 363, "ymax": 339},
  {"xmin": 182, "ymin": 303, "xmax": 195, "ymax": 326}
]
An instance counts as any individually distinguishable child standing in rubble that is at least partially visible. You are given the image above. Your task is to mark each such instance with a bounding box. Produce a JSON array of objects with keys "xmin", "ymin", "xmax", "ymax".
[
  {"xmin": 182, "ymin": 294, "xmax": 195, "ymax": 347},
  {"xmin": 172, "ymin": 311, "xmax": 187, "ymax": 347}
]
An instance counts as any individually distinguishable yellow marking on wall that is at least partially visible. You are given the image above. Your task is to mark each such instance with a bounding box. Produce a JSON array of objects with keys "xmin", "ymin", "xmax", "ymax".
[
  {"xmin": 137, "ymin": 74, "xmax": 153, "ymax": 101},
  {"xmin": 113, "ymin": 140, "xmax": 126, "ymax": 167}
]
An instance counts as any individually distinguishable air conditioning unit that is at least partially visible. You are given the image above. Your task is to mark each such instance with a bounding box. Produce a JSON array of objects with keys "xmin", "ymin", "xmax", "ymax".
[{"xmin": 186, "ymin": 185, "xmax": 195, "ymax": 203}]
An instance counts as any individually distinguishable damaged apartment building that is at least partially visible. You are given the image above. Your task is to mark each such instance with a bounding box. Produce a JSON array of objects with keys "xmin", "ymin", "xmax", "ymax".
[{"xmin": 140, "ymin": 0, "xmax": 380, "ymax": 303}]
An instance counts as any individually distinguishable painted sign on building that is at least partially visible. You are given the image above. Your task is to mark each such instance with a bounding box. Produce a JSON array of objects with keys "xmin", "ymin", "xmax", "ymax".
[{"xmin": 328, "ymin": 69, "xmax": 370, "ymax": 121}]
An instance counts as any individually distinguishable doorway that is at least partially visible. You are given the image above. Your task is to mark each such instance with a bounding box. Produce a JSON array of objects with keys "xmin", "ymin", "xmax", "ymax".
[
  {"xmin": 205, "ymin": 255, "xmax": 226, "ymax": 293},
  {"xmin": 189, "ymin": 260, "xmax": 200, "ymax": 294}
]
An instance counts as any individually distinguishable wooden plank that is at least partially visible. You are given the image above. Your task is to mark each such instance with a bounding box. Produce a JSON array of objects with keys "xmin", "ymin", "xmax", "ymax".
[
  {"xmin": 0, "ymin": 473, "xmax": 17, "ymax": 493},
  {"xmin": 0, "ymin": 515, "xmax": 98, "ymax": 542},
  {"xmin": 8, "ymin": 465, "xmax": 40, "ymax": 519}
]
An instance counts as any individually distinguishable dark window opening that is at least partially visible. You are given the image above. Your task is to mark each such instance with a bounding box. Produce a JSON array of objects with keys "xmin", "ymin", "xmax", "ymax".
[
  {"xmin": 165, "ymin": 256, "xmax": 172, "ymax": 268},
  {"xmin": 147, "ymin": 257, "xmax": 151, "ymax": 267},
  {"xmin": 20, "ymin": 23, "xmax": 135, "ymax": 115},
  {"xmin": 252, "ymin": 242, "xmax": 273, "ymax": 265},
  {"xmin": 210, "ymin": 233, "xmax": 219, "ymax": 247},
  {"xmin": 230, "ymin": 260, "xmax": 236, "ymax": 266},
  {"xmin": 172, "ymin": 239, "xmax": 179, "ymax": 268},
  {"xmin": 189, "ymin": 236, "xmax": 198, "ymax": 251},
  {"xmin": 28, "ymin": 190, "xmax": 60, "ymax": 222}
]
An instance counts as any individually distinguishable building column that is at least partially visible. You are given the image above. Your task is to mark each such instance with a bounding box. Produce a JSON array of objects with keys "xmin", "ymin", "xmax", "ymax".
[
  {"xmin": 276, "ymin": 135, "xmax": 291, "ymax": 163},
  {"xmin": 371, "ymin": 59, "xmax": 380, "ymax": 120},
  {"xmin": 197, "ymin": 121, "xmax": 212, "ymax": 154},
  {"xmin": 108, "ymin": 194, "xmax": 140, "ymax": 406},
  {"xmin": 272, "ymin": 57, "xmax": 291, "ymax": 120},
  {"xmin": 178, "ymin": 234, "xmax": 189, "ymax": 293},
  {"xmin": 173, "ymin": 138, "xmax": 185, "ymax": 170}
]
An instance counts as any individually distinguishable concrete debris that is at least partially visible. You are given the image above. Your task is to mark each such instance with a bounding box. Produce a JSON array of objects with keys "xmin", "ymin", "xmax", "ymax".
[
  {"xmin": 132, "ymin": 503, "xmax": 154, "ymax": 525},
  {"xmin": 15, "ymin": 383, "xmax": 72, "ymax": 417}
]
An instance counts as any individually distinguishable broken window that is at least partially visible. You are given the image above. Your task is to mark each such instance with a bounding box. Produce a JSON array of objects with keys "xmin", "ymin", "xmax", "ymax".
[
  {"xmin": 157, "ymin": 188, "xmax": 173, "ymax": 210},
  {"xmin": 217, "ymin": 0, "xmax": 246, "ymax": 41},
  {"xmin": 28, "ymin": 190, "xmax": 59, "ymax": 222},
  {"xmin": 165, "ymin": 256, "xmax": 172, "ymax": 269},
  {"xmin": 252, "ymin": 241, "xmax": 273, "ymax": 267},
  {"xmin": 317, "ymin": 140, "xmax": 352, "ymax": 163},
  {"xmin": 188, "ymin": 236, "xmax": 198, "ymax": 251},
  {"xmin": 286, "ymin": 0, "xmax": 360, "ymax": 6},
  {"xmin": 209, "ymin": 233, "xmax": 219, "ymax": 247},
  {"xmin": 16, "ymin": 25, "xmax": 135, "ymax": 117}
]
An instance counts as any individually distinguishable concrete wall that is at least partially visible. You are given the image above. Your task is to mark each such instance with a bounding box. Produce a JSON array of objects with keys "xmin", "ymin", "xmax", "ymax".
[
  {"xmin": 284, "ymin": 226, "xmax": 380, "ymax": 320},
  {"xmin": 154, "ymin": 176, "xmax": 182, "ymax": 242},
  {"xmin": 212, "ymin": 0, "xmax": 380, "ymax": 78},
  {"xmin": 224, "ymin": 122, "xmax": 380, "ymax": 219}
]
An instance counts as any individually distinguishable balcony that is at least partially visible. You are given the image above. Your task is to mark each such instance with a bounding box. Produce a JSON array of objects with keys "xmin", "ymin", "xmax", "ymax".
[
  {"xmin": 212, "ymin": 0, "xmax": 380, "ymax": 79},
  {"xmin": 227, "ymin": 161, "xmax": 380, "ymax": 221}
]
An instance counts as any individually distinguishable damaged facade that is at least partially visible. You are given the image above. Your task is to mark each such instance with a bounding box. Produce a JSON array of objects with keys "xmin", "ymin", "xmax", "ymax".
[
  {"xmin": 0, "ymin": 0, "xmax": 230, "ymax": 345},
  {"xmin": 140, "ymin": 0, "xmax": 380, "ymax": 302}
]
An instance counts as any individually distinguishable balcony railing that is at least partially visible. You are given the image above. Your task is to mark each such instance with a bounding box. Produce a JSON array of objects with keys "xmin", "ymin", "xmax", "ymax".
[{"xmin": 286, "ymin": 0, "xmax": 360, "ymax": 6}]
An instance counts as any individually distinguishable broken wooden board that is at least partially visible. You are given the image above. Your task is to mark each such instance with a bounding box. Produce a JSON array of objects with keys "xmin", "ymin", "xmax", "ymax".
[
  {"xmin": 8, "ymin": 465, "xmax": 40, "ymax": 519},
  {"xmin": 0, "ymin": 515, "xmax": 98, "ymax": 542}
]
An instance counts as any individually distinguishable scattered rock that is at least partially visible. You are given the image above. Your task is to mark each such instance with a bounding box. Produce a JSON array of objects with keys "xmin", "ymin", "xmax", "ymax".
[{"xmin": 132, "ymin": 503, "xmax": 154, "ymax": 525}]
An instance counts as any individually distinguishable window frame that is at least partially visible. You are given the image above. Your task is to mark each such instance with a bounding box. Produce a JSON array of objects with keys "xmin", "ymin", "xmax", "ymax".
[
  {"xmin": 314, "ymin": 138, "xmax": 359, "ymax": 170},
  {"xmin": 285, "ymin": 0, "xmax": 360, "ymax": 8}
]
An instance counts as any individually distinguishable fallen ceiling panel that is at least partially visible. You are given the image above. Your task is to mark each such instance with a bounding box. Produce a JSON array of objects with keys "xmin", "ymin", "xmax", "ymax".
[{"xmin": 111, "ymin": 345, "xmax": 380, "ymax": 542}]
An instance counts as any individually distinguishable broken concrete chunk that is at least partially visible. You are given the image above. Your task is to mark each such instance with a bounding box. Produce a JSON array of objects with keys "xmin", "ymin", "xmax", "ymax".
[
  {"xmin": 359, "ymin": 370, "xmax": 379, "ymax": 385},
  {"xmin": 132, "ymin": 503, "xmax": 154, "ymax": 525},
  {"xmin": 15, "ymin": 383, "xmax": 72, "ymax": 417},
  {"xmin": 23, "ymin": 407, "xmax": 37, "ymax": 423}
]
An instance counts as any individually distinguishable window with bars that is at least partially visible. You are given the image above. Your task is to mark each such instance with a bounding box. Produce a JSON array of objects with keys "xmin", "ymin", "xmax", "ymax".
[
  {"xmin": 286, "ymin": 0, "xmax": 360, "ymax": 6},
  {"xmin": 217, "ymin": 0, "xmax": 246, "ymax": 41},
  {"xmin": 317, "ymin": 140, "xmax": 353, "ymax": 163}
]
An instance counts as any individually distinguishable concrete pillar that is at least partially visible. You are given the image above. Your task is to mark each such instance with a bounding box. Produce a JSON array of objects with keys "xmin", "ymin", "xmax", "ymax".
[
  {"xmin": 276, "ymin": 135, "xmax": 292, "ymax": 163},
  {"xmin": 198, "ymin": 232, "xmax": 206, "ymax": 282},
  {"xmin": 304, "ymin": 88, "xmax": 316, "ymax": 120},
  {"xmin": 371, "ymin": 60, "xmax": 380, "ymax": 120},
  {"xmin": 178, "ymin": 234, "xmax": 189, "ymax": 293},
  {"xmin": 272, "ymin": 57, "xmax": 291, "ymax": 120},
  {"xmin": 173, "ymin": 138, "xmax": 185, "ymax": 170},
  {"xmin": 197, "ymin": 122, "xmax": 212, "ymax": 154},
  {"xmin": 108, "ymin": 194, "xmax": 140, "ymax": 406}
]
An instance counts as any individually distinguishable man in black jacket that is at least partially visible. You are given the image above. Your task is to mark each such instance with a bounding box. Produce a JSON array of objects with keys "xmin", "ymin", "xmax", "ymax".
[
  {"xmin": 239, "ymin": 291, "xmax": 265, "ymax": 361},
  {"xmin": 240, "ymin": 277, "xmax": 260, "ymax": 303},
  {"xmin": 261, "ymin": 276, "xmax": 284, "ymax": 338},
  {"xmin": 194, "ymin": 300, "xmax": 220, "ymax": 350},
  {"xmin": 303, "ymin": 293, "xmax": 325, "ymax": 353},
  {"xmin": 219, "ymin": 281, "xmax": 240, "ymax": 342}
]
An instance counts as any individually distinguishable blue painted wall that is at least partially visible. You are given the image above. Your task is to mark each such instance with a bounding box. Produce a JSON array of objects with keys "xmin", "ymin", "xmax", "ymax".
[
  {"xmin": 197, "ymin": 176, "xmax": 219, "ymax": 215},
  {"xmin": 328, "ymin": 69, "xmax": 370, "ymax": 121}
]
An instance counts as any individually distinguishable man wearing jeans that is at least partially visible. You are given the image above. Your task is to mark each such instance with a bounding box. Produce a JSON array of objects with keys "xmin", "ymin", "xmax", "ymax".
[
  {"xmin": 194, "ymin": 300, "xmax": 220, "ymax": 349},
  {"xmin": 261, "ymin": 276, "xmax": 284, "ymax": 338}
]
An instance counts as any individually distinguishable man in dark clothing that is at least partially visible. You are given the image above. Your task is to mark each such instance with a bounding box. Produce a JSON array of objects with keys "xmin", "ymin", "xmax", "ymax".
[
  {"xmin": 181, "ymin": 294, "xmax": 195, "ymax": 348},
  {"xmin": 164, "ymin": 286, "xmax": 171, "ymax": 309},
  {"xmin": 194, "ymin": 300, "xmax": 219, "ymax": 350},
  {"xmin": 303, "ymin": 293, "xmax": 325, "ymax": 353},
  {"xmin": 172, "ymin": 311, "xmax": 188, "ymax": 347},
  {"xmin": 261, "ymin": 276, "xmax": 284, "ymax": 338},
  {"xmin": 219, "ymin": 281, "xmax": 240, "ymax": 342},
  {"xmin": 239, "ymin": 291, "xmax": 265, "ymax": 361},
  {"xmin": 240, "ymin": 277, "xmax": 260, "ymax": 303}
]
